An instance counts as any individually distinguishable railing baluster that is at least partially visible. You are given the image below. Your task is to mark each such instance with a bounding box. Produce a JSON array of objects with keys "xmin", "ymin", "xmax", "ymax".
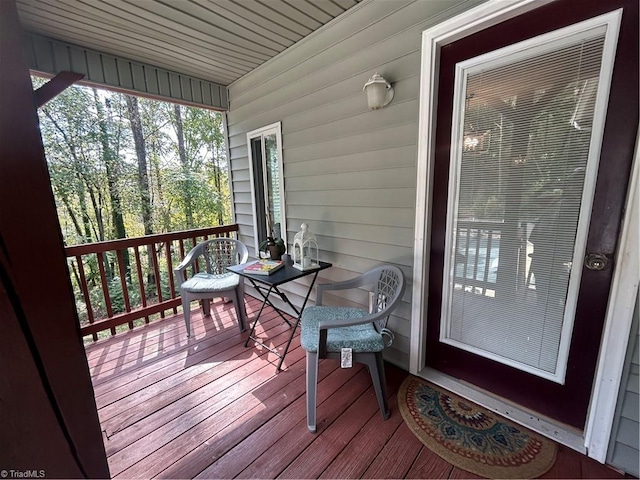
[
  {"xmin": 179, "ymin": 239, "xmax": 185, "ymax": 260},
  {"xmin": 115, "ymin": 248, "xmax": 133, "ymax": 329},
  {"xmin": 191, "ymin": 237, "xmax": 199, "ymax": 273},
  {"xmin": 75, "ymin": 255, "xmax": 96, "ymax": 341},
  {"xmin": 484, "ymin": 229, "xmax": 494, "ymax": 288},
  {"xmin": 463, "ymin": 226, "xmax": 471, "ymax": 282},
  {"xmin": 133, "ymin": 246, "xmax": 149, "ymax": 324},
  {"xmin": 165, "ymin": 240, "xmax": 177, "ymax": 314},
  {"xmin": 150, "ymin": 242, "xmax": 164, "ymax": 319},
  {"xmin": 96, "ymin": 252, "xmax": 115, "ymax": 335}
]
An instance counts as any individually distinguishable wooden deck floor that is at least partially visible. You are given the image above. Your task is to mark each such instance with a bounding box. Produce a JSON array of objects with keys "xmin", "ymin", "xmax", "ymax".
[{"xmin": 85, "ymin": 296, "xmax": 627, "ymax": 479}]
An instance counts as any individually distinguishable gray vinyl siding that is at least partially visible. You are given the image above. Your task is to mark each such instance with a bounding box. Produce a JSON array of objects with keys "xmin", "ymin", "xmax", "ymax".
[
  {"xmin": 607, "ymin": 291, "xmax": 640, "ymax": 477},
  {"xmin": 226, "ymin": 0, "xmax": 484, "ymax": 368},
  {"xmin": 25, "ymin": 32, "xmax": 228, "ymax": 110}
]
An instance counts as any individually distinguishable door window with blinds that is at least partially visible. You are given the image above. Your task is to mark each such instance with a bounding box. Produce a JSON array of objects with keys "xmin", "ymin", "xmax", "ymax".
[{"xmin": 440, "ymin": 17, "xmax": 619, "ymax": 382}]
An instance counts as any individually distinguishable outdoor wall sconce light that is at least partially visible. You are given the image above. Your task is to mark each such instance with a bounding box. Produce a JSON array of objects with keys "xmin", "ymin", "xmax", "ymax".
[{"xmin": 363, "ymin": 73, "xmax": 394, "ymax": 109}]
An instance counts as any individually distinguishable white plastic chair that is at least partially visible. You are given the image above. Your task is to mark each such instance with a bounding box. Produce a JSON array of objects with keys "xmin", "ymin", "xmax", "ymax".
[
  {"xmin": 300, "ymin": 265, "xmax": 405, "ymax": 432},
  {"xmin": 174, "ymin": 238, "xmax": 248, "ymax": 338}
]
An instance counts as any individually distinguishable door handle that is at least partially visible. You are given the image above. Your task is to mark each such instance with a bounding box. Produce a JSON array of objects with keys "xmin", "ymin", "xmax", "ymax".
[{"xmin": 584, "ymin": 253, "xmax": 608, "ymax": 271}]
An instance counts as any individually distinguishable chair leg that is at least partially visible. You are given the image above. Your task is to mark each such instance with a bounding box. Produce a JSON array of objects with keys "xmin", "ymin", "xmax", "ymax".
[
  {"xmin": 182, "ymin": 294, "xmax": 192, "ymax": 338},
  {"xmin": 360, "ymin": 352, "xmax": 390, "ymax": 420},
  {"xmin": 202, "ymin": 298, "xmax": 211, "ymax": 317},
  {"xmin": 231, "ymin": 289, "xmax": 246, "ymax": 332},
  {"xmin": 306, "ymin": 350, "xmax": 319, "ymax": 433}
]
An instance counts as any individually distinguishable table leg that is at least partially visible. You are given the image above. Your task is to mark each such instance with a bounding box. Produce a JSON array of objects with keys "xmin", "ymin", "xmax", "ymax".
[
  {"xmin": 244, "ymin": 282, "xmax": 273, "ymax": 347},
  {"xmin": 276, "ymin": 270, "xmax": 320, "ymax": 371}
]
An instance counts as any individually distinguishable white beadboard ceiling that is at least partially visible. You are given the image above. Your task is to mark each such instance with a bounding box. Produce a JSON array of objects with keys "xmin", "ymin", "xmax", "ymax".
[{"xmin": 15, "ymin": 0, "xmax": 362, "ymax": 86}]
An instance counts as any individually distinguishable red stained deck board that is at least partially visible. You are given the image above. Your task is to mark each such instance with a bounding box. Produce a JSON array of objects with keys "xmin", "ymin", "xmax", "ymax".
[
  {"xmin": 281, "ymin": 365, "xmax": 408, "ymax": 479},
  {"xmin": 117, "ymin": 347, "xmax": 310, "ymax": 479},
  {"xmin": 95, "ymin": 310, "xmax": 284, "ymax": 410},
  {"xmin": 261, "ymin": 385, "xmax": 380, "ymax": 479},
  {"xmin": 318, "ymin": 369, "xmax": 409, "ymax": 479},
  {"xmin": 101, "ymin": 322, "xmax": 298, "ymax": 441},
  {"xmin": 156, "ymin": 355, "xmax": 340, "ymax": 480},
  {"xmin": 361, "ymin": 420, "xmax": 424, "ymax": 479},
  {"xmin": 542, "ymin": 444, "xmax": 584, "ymax": 479},
  {"xmin": 449, "ymin": 466, "xmax": 485, "ymax": 478},
  {"xmin": 90, "ymin": 298, "xmax": 269, "ymax": 386},
  {"xmin": 96, "ymin": 308, "xmax": 285, "ymax": 416},
  {"xmin": 87, "ymin": 297, "xmax": 260, "ymax": 372},
  {"xmin": 110, "ymin": 345, "xmax": 308, "ymax": 477},
  {"xmin": 405, "ymin": 447, "xmax": 454, "ymax": 479},
  {"xmin": 106, "ymin": 340, "xmax": 305, "ymax": 464},
  {"xmin": 88, "ymin": 297, "xmax": 264, "ymax": 373},
  {"xmin": 94, "ymin": 312, "xmax": 280, "ymax": 404},
  {"xmin": 581, "ymin": 454, "xmax": 626, "ymax": 478},
  {"xmin": 277, "ymin": 386, "xmax": 381, "ymax": 479},
  {"xmin": 85, "ymin": 302, "xmax": 231, "ymax": 368},
  {"xmin": 194, "ymin": 364, "xmax": 367, "ymax": 479}
]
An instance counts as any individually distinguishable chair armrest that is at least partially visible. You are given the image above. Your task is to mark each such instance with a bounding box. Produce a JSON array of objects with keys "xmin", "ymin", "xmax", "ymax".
[{"xmin": 173, "ymin": 245, "xmax": 203, "ymax": 284}]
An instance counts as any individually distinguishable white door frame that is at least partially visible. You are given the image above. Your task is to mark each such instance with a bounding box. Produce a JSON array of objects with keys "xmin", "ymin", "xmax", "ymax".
[{"xmin": 410, "ymin": 0, "xmax": 640, "ymax": 460}]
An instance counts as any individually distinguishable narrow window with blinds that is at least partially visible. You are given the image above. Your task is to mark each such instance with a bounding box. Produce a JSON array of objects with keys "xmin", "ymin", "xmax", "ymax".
[
  {"xmin": 440, "ymin": 23, "xmax": 612, "ymax": 382},
  {"xmin": 247, "ymin": 122, "xmax": 287, "ymax": 253}
]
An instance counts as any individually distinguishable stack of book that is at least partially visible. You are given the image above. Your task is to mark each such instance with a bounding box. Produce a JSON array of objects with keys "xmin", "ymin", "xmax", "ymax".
[{"xmin": 243, "ymin": 259, "xmax": 284, "ymax": 275}]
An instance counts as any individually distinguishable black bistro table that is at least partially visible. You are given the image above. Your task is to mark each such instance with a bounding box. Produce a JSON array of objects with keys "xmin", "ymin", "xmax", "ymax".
[{"xmin": 227, "ymin": 260, "xmax": 332, "ymax": 371}]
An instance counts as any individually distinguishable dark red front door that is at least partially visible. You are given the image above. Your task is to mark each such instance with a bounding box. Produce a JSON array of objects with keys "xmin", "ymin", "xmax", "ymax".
[{"xmin": 426, "ymin": 0, "xmax": 638, "ymax": 428}]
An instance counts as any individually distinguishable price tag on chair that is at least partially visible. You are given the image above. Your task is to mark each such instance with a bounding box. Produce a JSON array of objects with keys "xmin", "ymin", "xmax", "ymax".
[{"xmin": 341, "ymin": 348, "xmax": 352, "ymax": 368}]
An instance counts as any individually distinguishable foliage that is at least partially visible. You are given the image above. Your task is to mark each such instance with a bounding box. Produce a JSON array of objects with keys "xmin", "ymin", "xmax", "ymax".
[
  {"xmin": 35, "ymin": 76, "xmax": 231, "ymax": 244},
  {"xmin": 34, "ymin": 76, "xmax": 232, "ymax": 327}
]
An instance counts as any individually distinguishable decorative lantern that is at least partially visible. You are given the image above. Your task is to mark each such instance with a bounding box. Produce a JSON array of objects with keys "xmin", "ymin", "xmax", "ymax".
[{"xmin": 292, "ymin": 223, "xmax": 319, "ymax": 271}]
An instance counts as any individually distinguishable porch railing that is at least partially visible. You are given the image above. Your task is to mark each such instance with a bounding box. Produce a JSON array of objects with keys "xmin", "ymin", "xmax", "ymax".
[
  {"xmin": 65, "ymin": 224, "xmax": 239, "ymax": 340},
  {"xmin": 454, "ymin": 220, "xmax": 502, "ymax": 294}
]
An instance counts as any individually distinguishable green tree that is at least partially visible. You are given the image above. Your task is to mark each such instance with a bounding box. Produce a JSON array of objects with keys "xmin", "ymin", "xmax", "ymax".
[
  {"xmin": 126, "ymin": 95, "xmax": 153, "ymax": 237},
  {"xmin": 93, "ymin": 89, "xmax": 130, "ymax": 280}
]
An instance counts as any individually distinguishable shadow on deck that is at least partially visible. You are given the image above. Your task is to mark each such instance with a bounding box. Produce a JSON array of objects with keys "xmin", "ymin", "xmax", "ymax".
[{"xmin": 85, "ymin": 296, "xmax": 627, "ymax": 479}]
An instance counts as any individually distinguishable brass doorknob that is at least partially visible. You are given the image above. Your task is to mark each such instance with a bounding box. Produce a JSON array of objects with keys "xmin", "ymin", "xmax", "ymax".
[{"xmin": 585, "ymin": 253, "xmax": 608, "ymax": 271}]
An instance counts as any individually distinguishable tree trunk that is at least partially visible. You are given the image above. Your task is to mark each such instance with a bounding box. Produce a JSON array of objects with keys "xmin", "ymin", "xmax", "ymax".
[
  {"xmin": 126, "ymin": 95, "xmax": 153, "ymax": 236},
  {"xmin": 94, "ymin": 89, "xmax": 129, "ymax": 281},
  {"xmin": 212, "ymin": 137, "xmax": 224, "ymax": 225},
  {"xmin": 125, "ymin": 95, "xmax": 156, "ymax": 292},
  {"xmin": 173, "ymin": 104, "xmax": 194, "ymax": 228}
]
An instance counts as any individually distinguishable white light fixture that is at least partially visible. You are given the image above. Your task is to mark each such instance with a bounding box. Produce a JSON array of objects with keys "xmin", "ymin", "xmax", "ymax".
[
  {"xmin": 292, "ymin": 223, "xmax": 319, "ymax": 271},
  {"xmin": 363, "ymin": 73, "xmax": 394, "ymax": 109}
]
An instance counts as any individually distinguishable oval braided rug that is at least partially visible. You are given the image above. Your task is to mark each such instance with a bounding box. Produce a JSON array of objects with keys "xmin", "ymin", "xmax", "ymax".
[{"xmin": 398, "ymin": 376, "xmax": 557, "ymax": 479}]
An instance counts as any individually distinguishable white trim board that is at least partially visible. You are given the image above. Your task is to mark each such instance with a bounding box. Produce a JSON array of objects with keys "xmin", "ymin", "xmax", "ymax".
[
  {"xmin": 223, "ymin": 112, "xmax": 236, "ymax": 226},
  {"xmin": 585, "ymin": 129, "xmax": 640, "ymax": 462},
  {"xmin": 410, "ymin": 0, "xmax": 639, "ymax": 461}
]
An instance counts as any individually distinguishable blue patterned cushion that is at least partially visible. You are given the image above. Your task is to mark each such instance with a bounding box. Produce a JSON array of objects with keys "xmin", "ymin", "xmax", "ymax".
[
  {"xmin": 300, "ymin": 306, "xmax": 385, "ymax": 353},
  {"xmin": 181, "ymin": 272, "xmax": 239, "ymax": 293}
]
